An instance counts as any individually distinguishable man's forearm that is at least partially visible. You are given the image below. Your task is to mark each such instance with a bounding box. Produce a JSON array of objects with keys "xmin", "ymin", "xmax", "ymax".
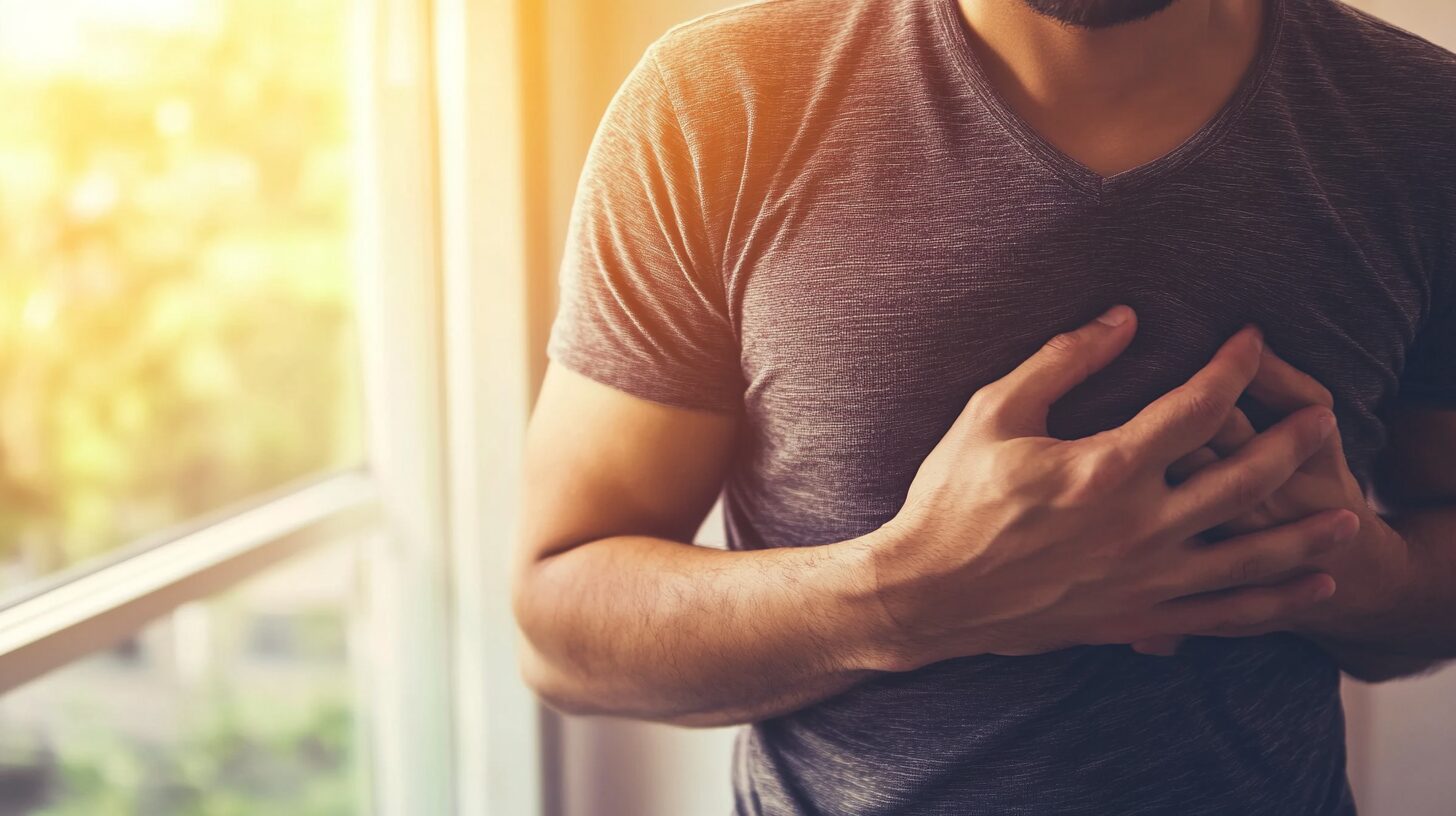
[
  {"xmin": 514, "ymin": 533, "xmax": 894, "ymax": 727},
  {"xmin": 1302, "ymin": 504, "xmax": 1456, "ymax": 680}
]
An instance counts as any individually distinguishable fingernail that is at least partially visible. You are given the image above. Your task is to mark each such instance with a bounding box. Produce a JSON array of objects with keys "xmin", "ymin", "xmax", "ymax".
[
  {"xmin": 1247, "ymin": 325, "xmax": 1264, "ymax": 354},
  {"xmin": 1097, "ymin": 305, "xmax": 1131, "ymax": 326},
  {"xmin": 1317, "ymin": 411, "xmax": 1337, "ymax": 439},
  {"xmin": 1312, "ymin": 576, "xmax": 1337, "ymax": 601}
]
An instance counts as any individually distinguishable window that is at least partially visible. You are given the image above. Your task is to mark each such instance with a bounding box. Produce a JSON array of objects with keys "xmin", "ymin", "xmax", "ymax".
[
  {"xmin": 0, "ymin": 0, "xmax": 364, "ymax": 600},
  {"xmin": 0, "ymin": 0, "xmax": 541, "ymax": 811},
  {"xmin": 0, "ymin": 541, "xmax": 368, "ymax": 815}
]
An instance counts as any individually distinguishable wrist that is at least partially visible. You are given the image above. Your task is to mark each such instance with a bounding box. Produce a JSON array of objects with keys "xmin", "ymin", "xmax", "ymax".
[
  {"xmin": 1355, "ymin": 511, "xmax": 1418, "ymax": 625},
  {"xmin": 1293, "ymin": 512, "xmax": 1415, "ymax": 642},
  {"xmin": 825, "ymin": 525, "xmax": 924, "ymax": 674}
]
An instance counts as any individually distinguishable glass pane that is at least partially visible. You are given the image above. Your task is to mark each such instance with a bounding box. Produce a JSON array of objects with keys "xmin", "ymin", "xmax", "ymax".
[
  {"xmin": 0, "ymin": 541, "xmax": 371, "ymax": 815},
  {"xmin": 0, "ymin": 0, "xmax": 365, "ymax": 597}
]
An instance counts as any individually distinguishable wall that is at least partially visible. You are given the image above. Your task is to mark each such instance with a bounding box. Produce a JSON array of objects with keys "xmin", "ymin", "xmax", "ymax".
[{"xmin": 539, "ymin": 2, "xmax": 1456, "ymax": 814}]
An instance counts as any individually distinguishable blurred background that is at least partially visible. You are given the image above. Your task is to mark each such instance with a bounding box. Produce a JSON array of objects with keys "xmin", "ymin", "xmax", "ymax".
[{"xmin": 0, "ymin": 0, "xmax": 1450, "ymax": 814}]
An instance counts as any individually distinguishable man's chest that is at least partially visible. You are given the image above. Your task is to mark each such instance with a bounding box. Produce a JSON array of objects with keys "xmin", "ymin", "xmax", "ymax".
[{"xmin": 726, "ymin": 178, "xmax": 1431, "ymax": 492}]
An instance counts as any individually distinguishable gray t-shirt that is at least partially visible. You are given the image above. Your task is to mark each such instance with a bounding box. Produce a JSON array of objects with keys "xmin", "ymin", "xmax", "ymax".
[{"xmin": 546, "ymin": 0, "xmax": 1456, "ymax": 812}]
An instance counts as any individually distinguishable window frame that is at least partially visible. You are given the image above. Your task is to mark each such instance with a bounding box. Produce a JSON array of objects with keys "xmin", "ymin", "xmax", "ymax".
[
  {"xmin": 431, "ymin": 0, "xmax": 549, "ymax": 812},
  {"xmin": 0, "ymin": 471, "xmax": 379, "ymax": 694},
  {"xmin": 0, "ymin": 0, "xmax": 547, "ymax": 812}
]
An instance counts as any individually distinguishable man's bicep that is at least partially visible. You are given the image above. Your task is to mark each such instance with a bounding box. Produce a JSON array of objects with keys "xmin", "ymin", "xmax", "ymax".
[
  {"xmin": 1371, "ymin": 400, "xmax": 1456, "ymax": 511},
  {"xmin": 518, "ymin": 362, "xmax": 739, "ymax": 567},
  {"xmin": 544, "ymin": 41, "xmax": 744, "ymax": 415}
]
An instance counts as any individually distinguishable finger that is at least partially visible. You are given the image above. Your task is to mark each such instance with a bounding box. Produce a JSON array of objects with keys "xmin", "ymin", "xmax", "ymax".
[
  {"xmin": 1168, "ymin": 508, "xmax": 1359, "ymax": 596},
  {"xmin": 1153, "ymin": 571, "xmax": 1336, "ymax": 637},
  {"xmin": 1158, "ymin": 403, "xmax": 1334, "ymax": 540},
  {"xmin": 1247, "ymin": 346, "xmax": 1347, "ymax": 473},
  {"xmin": 1107, "ymin": 325, "xmax": 1264, "ymax": 467},
  {"xmin": 969, "ymin": 305, "xmax": 1136, "ymax": 440},
  {"xmin": 1193, "ymin": 407, "xmax": 1263, "ymax": 530},
  {"xmin": 1166, "ymin": 446, "xmax": 1219, "ymax": 485},
  {"xmin": 1206, "ymin": 405, "xmax": 1256, "ymax": 458},
  {"xmin": 1248, "ymin": 346, "xmax": 1335, "ymax": 413}
]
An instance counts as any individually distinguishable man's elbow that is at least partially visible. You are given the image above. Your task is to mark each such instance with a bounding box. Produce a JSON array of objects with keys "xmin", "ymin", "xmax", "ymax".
[
  {"xmin": 509, "ymin": 553, "xmax": 754, "ymax": 728},
  {"xmin": 516, "ymin": 644, "xmax": 743, "ymax": 727},
  {"xmin": 510, "ymin": 575, "xmax": 608, "ymax": 717},
  {"xmin": 516, "ymin": 642, "xmax": 607, "ymax": 718}
]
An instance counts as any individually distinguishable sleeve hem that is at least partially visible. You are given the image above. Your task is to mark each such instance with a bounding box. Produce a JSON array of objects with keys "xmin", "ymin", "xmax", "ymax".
[{"xmin": 547, "ymin": 344, "xmax": 745, "ymax": 417}]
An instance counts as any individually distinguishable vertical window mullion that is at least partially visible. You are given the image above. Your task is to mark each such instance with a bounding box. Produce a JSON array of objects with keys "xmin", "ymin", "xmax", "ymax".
[{"xmin": 351, "ymin": 0, "xmax": 458, "ymax": 812}]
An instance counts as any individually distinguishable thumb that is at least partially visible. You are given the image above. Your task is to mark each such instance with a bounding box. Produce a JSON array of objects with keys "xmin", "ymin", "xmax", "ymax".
[{"xmin": 978, "ymin": 305, "xmax": 1137, "ymax": 439}]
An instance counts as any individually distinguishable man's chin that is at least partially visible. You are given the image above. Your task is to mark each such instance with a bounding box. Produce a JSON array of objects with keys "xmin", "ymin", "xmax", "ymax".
[{"xmin": 1020, "ymin": 0, "xmax": 1181, "ymax": 29}]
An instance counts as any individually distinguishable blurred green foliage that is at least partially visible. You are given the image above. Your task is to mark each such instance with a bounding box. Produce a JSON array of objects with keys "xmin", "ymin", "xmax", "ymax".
[
  {"xmin": 0, "ymin": 0, "xmax": 368, "ymax": 812},
  {"xmin": 8, "ymin": 579, "xmax": 365, "ymax": 816},
  {"xmin": 0, "ymin": 0, "xmax": 365, "ymax": 585},
  {"xmin": 38, "ymin": 684, "xmax": 355, "ymax": 816}
]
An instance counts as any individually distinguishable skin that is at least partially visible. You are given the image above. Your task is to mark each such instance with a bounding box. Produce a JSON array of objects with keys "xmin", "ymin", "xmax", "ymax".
[
  {"xmin": 515, "ymin": 310, "xmax": 1356, "ymax": 725},
  {"xmin": 1138, "ymin": 353, "xmax": 1456, "ymax": 681},
  {"xmin": 958, "ymin": 0, "xmax": 1264, "ymax": 177},
  {"xmin": 946, "ymin": 0, "xmax": 1456, "ymax": 678},
  {"xmin": 512, "ymin": 0, "xmax": 1455, "ymax": 723}
]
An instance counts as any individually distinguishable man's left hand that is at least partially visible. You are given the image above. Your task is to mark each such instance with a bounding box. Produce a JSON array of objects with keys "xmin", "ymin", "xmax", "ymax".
[{"xmin": 1130, "ymin": 343, "xmax": 1414, "ymax": 655}]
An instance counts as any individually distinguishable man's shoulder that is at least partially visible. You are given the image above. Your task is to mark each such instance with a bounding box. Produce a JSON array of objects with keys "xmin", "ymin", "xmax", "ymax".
[
  {"xmin": 650, "ymin": 0, "xmax": 874, "ymax": 64},
  {"xmin": 1300, "ymin": 1, "xmax": 1456, "ymax": 104},
  {"xmin": 644, "ymin": 0, "xmax": 897, "ymax": 102},
  {"xmin": 639, "ymin": 0, "xmax": 910, "ymax": 163},
  {"xmin": 1285, "ymin": 0, "xmax": 1456, "ymax": 173},
  {"xmin": 1340, "ymin": 3, "xmax": 1455, "ymax": 62}
]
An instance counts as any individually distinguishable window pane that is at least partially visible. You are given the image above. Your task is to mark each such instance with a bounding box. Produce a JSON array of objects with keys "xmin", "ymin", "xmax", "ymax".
[
  {"xmin": 0, "ymin": 541, "xmax": 370, "ymax": 815},
  {"xmin": 0, "ymin": 0, "xmax": 365, "ymax": 597}
]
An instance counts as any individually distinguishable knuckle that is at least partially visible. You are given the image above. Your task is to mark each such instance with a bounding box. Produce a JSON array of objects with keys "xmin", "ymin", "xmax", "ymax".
[
  {"xmin": 1085, "ymin": 443, "xmax": 1133, "ymax": 483},
  {"xmin": 965, "ymin": 386, "xmax": 1007, "ymax": 421},
  {"xmin": 1223, "ymin": 471, "xmax": 1266, "ymax": 511},
  {"xmin": 1291, "ymin": 413, "xmax": 1331, "ymax": 452},
  {"xmin": 1041, "ymin": 334, "xmax": 1095, "ymax": 380},
  {"xmin": 1177, "ymin": 388, "xmax": 1227, "ymax": 426},
  {"xmin": 1230, "ymin": 554, "xmax": 1271, "ymax": 586},
  {"xmin": 1054, "ymin": 446, "xmax": 1130, "ymax": 506},
  {"xmin": 1043, "ymin": 330, "xmax": 1084, "ymax": 355}
]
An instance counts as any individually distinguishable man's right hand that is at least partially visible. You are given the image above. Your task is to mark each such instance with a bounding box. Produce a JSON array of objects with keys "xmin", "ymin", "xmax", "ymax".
[{"xmin": 863, "ymin": 305, "xmax": 1360, "ymax": 671}]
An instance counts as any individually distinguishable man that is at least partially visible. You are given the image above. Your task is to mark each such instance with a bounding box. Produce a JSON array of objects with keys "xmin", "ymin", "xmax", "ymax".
[{"xmin": 513, "ymin": 0, "xmax": 1456, "ymax": 812}]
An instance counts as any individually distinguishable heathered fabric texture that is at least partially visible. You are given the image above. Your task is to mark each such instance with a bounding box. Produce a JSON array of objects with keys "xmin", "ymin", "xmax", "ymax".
[{"xmin": 545, "ymin": 0, "xmax": 1456, "ymax": 813}]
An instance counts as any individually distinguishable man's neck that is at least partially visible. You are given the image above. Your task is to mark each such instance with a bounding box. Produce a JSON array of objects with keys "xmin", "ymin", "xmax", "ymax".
[{"xmin": 956, "ymin": 0, "xmax": 1266, "ymax": 175}]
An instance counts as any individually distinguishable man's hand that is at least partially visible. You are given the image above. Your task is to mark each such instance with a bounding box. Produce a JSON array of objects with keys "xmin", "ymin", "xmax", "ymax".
[
  {"xmin": 1131, "ymin": 345, "xmax": 1414, "ymax": 656},
  {"xmin": 867, "ymin": 306, "xmax": 1357, "ymax": 670}
]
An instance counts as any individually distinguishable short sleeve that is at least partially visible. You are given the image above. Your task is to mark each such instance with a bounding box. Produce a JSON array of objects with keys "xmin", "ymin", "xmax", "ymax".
[
  {"xmin": 1397, "ymin": 272, "xmax": 1456, "ymax": 407},
  {"xmin": 545, "ymin": 41, "xmax": 745, "ymax": 414}
]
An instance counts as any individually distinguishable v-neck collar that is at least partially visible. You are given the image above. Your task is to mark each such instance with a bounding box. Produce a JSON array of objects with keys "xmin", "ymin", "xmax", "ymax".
[{"xmin": 930, "ymin": 0, "xmax": 1287, "ymax": 200}]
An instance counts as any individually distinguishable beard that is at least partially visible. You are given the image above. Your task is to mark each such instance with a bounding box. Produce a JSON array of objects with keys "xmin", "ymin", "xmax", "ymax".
[{"xmin": 1021, "ymin": 0, "xmax": 1181, "ymax": 28}]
